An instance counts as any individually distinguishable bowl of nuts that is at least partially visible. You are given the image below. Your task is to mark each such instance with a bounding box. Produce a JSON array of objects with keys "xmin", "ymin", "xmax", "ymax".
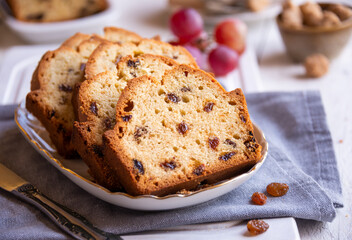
[{"xmin": 276, "ymin": 1, "xmax": 352, "ymax": 62}]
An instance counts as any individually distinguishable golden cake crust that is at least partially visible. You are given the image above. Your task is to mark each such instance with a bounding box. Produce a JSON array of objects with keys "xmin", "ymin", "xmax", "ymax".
[{"xmin": 85, "ymin": 39, "xmax": 197, "ymax": 80}]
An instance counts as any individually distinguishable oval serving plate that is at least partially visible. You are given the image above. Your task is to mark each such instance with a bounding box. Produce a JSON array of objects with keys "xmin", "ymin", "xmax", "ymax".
[{"xmin": 15, "ymin": 100, "xmax": 268, "ymax": 211}]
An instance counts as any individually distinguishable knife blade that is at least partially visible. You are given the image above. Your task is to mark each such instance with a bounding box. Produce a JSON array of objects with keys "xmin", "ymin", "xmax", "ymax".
[{"xmin": 0, "ymin": 163, "xmax": 122, "ymax": 240}]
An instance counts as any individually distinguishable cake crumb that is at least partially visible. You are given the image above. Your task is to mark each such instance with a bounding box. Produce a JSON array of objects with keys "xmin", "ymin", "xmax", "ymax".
[
  {"xmin": 339, "ymin": 139, "xmax": 343, "ymax": 144},
  {"xmin": 304, "ymin": 54, "xmax": 329, "ymax": 78}
]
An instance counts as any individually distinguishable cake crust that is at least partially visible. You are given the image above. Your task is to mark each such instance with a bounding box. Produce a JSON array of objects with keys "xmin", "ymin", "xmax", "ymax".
[{"xmin": 85, "ymin": 39, "xmax": 197, "ymax": 80}]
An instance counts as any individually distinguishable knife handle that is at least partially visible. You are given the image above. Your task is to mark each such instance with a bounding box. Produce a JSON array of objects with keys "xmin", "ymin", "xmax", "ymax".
[{"xmin": 13, "ymin": 184, "xmax": 122, "ymax": 240}]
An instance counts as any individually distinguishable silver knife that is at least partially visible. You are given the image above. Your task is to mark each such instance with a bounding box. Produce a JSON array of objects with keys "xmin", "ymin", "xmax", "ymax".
[{"xmin": 0, "ymin": 163, "xmax": 122, "ymax": 240}]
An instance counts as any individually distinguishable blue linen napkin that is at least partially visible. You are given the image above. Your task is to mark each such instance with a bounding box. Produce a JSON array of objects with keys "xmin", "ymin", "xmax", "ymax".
[{"xmin": 0, "ymin": 91, "xmax": 343, "ymax": 239}]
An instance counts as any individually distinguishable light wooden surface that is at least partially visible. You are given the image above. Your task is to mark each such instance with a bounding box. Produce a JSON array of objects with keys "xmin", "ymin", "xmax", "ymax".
[{"xmin": 0, "ymin": 0, "xmax": 351, "ymax": 239}]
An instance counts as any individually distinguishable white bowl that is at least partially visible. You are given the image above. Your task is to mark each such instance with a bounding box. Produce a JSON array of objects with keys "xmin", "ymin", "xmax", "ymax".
[
  {"xmin": 15, "ymin": 100, "xmax": 268, "ymax": 211},
  {"xmin": 0, "ymin": 0, "xmax": 119, "ymax": 43}
]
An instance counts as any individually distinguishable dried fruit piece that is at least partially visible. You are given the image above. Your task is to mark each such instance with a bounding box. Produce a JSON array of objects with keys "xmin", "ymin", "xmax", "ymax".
[
  {"xmin": 104, "ymin": 118, "xmax": 113, "ymax": 129},
  {"xmin": 130, "ymin": 72, "xmax": 137, "ymax": 78},
  {"xmin": 26, "ymin": 13, "xmax": 44, "ymax": 21},
  {"xmin": 181, "ymin": 86, "xmax": 191, "ymax": 92},
  {"xmin": 124, "ymin": 101, "xmax": 134, "ymax": 112},
  {"xmin": 208, "ymin": 137, "xmax": 219, "ymax": 150},
  {"xmin": 244, "ymin": 133, "xmax": 259, "ymax": 152},
  {"xmin": 251, "ymin": 192, "xmax": 267, "ymax": 205},
  {"xmin": 266, "ymin": 183, "xmax": 289, "ymax": 197},
  {"xmin": 204, "ymin": 102, "xmax": 214, "ymax": 112},
  {"xmin": 134, "ymin": 126, "xmax": 148, "ymax": 143},
  {"xmin": 90, "ymin": 102, "xmax": 98, "ymax": 116},
  {"xmin": 240, "ymin": 114, "xmax": 246, "ymax": 123},
  {"xmin": 133, "ymin": 159, "xmax": 144, "ymax": 174},
  {"xmin": 115, "ymin": 55, "xmax": 122, "ymax": 64},
  {"xmin": 160, "ymin": 161, "xmax": 177, "ymax": 170},
  {"xmin": 58, "ymin": 84, "xmax": 73, "ymax": 92},
  {"xmin": 92, "ymin": 145, "xmax": 103, "ymax": 157},
  {"xmin": 219, "ymin": 152, "xmax": 236, "ymax": 161},
  {"xmin": 247, "ymin": 220, "xmax": 269, "ymax": 235},
  {"xmin": 47, "ymin": 110, "xmax": 55, "ymax": 119},
  {"xmin": 177, "ymin": 121, "xmax": 189, "ymax": 134},
  {"xmin": 80, "ymin": 63, "xmax": 86, "ymax": 72},
  {"xmin": 193, "ymin": 164, "xmax": 205, "ymax": 176},
  {"xmin": 225, "ymin": 139, "xmax": 236, "ymax": 148},
  {"xmin": 166, "ymin": 93, "xmax": 181, "ymax": 103},
  {"xmin": 122, "ymin": 115, "xmax": 132, "ymax": 122},
  {"xmin": 127, "ymin": 59, "xmax": 140, "ymax": 68}
]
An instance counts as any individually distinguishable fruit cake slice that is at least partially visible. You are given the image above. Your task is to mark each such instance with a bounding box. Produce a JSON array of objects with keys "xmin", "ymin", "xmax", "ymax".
[
  {"xmin": 26, "ymin": 28, "xmax": 142, "ymax": 158},
  {"xmin": 6, "ymin": 0, "xmax": 108, "ymax": 22},
  {"xmin": 103, "ymin": 65, "xmax": 262, "ymax": 196},
  {"xmin": 84, "ymin": 39, "xmax": 197, "ymax": 80},
  {"xmin": 72, "ymin": 54, "xmax": 178, "ymax": 190}
]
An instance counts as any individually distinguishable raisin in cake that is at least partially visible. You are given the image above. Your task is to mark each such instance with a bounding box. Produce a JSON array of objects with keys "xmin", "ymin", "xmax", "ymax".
[
  {"xmin": 84, "ymin": 39, "xmax": 197, "ymax": 80},
  {"xmin": 103, "ymin": 65, "xmax": 262, "ymax": 196},
  {"xmin": 26, "ymin": 28, "xmax": 142, "ymax": 157},
  {"xmin": 72, "ymin": 54, "xmax": 178, "ymax": 190},
  {"xmin": 6, "ymin": 0, "xmax": 108, "ymax": 22}
]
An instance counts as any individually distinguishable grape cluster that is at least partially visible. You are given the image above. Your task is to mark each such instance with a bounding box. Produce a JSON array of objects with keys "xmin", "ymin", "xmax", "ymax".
[{"xmin": 169, "ymin": 8, "xmax": 247, "ymax": 77}]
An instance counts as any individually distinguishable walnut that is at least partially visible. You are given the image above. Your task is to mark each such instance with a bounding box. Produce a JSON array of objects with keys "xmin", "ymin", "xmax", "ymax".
[
  {"xmin": 247, "ymin": 0, "xmax": 269, "ymax": 12},
  {"xmin": 281, "ymin": 2, "xmax": 303, "ymax": 29},
  {"xmin": 300, "ymin": 2, "xmax": 324, "ymax": 27},
  {"xmin": 321, "ymin": 11, "xmax": 341, "ymax": 27},
  {"xmin": 304, "ymin": 54, "xmax": 329, "ymax": 78},
  {"xmin": 327, "ymin": 4, "xmax": 352, "ymax": 21}
]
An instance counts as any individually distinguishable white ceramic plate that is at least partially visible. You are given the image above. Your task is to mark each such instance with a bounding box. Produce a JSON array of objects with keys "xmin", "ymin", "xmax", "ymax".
[
  {"xmin": 15, "ymin": 100, "xmax": 268, "ymax": 211},
  {"xmin": 0, "ymin": 0, "xmax": 119, "ymax": 43}
]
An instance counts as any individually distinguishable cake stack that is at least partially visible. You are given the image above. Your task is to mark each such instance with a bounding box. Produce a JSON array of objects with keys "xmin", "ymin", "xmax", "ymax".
[{"xmin": 26, "ymin": 27, "xmax": 262, "ymax": 196}]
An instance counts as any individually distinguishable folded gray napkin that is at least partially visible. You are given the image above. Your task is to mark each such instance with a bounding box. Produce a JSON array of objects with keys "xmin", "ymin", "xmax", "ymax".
[{"xmin": 0, "ymin": 91, "xmax": 343, "ymax": 239}]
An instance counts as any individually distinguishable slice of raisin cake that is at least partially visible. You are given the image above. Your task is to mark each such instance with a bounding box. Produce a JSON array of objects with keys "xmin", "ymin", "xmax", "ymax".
[
  {"xmin": 84, "ymin": 39, "xmax": 197, "ymax": 80},
  {"xmin": 72, "ymin": 54, "xmax": 178, "ymax": 190},
  {"xmin": 26, "ymin": 28, "xmax": 142, "ymax": 158},
  {"xmin": 103, "ymin": 65, "xmax": 262, "ymax": 196},
  {"xmin": 7, "ymin": 0, "xmax": 108, "ymax": 22}
]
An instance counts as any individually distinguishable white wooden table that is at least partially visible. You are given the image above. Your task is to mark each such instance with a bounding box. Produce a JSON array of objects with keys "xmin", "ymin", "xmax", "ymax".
[{"xmin": 0, "ymin": 0, "xmax": 351, "ymax": 239}]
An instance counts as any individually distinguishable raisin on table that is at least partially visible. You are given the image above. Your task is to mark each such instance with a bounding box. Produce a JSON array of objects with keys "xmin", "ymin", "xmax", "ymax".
[
  {"xmin": 266, "ymin": 183, "xmax": 289, "ymax": 197},
  {"xmin": 247, "ymin": 220, "xmax": 269, "ymax": 235},
  {"xmin": 251, "ymin": 192, "xmax": 267, "ymax": 205}
]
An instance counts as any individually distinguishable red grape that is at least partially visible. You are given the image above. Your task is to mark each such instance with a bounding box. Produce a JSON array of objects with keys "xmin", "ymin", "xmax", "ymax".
[
  {"xmin": 214, "ymin": 19, "xmax": 247, "ymax": 55},
  {"xmin": 208, "ymin": 45, "xmax": 239, "ymax": 76},
  {"xmin": 170, "ymin": 8, "xmax": 203, "ymax": 44},
  {"xmin": 183, "ymin": 44, "xmax": 207, "ymax": 69}
]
